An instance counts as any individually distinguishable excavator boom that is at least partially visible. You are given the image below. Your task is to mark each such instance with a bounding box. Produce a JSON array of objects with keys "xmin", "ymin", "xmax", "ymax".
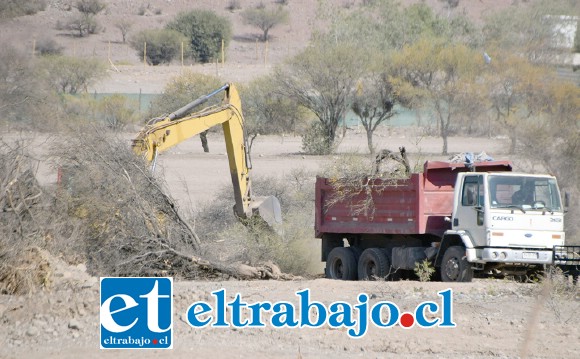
[{"xmin": 132, "ymin": 83, "xmax": 281, "ymax": 225}]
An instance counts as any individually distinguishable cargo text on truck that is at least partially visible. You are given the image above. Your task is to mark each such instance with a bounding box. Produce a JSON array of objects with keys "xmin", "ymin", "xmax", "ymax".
[{"xmin": 315, "ymin": 160, "xmax": 580, "ymax": 282}]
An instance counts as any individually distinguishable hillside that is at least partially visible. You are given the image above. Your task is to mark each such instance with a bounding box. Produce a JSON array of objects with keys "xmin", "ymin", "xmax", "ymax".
[{"xmin": 0, "ymin": 0, "xmax": 518, "ymax": 93}]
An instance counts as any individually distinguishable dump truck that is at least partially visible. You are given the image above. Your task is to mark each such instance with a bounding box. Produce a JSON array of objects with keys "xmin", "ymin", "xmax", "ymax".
[{"xmin": 315, "ymin": 160, "xmax": 579, "ymax": 282}]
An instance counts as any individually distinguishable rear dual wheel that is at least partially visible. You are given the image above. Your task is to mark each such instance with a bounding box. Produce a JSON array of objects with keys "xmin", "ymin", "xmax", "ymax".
[
  {"xmin": 358, "ymin": 248, "xmax": 391, "ymax": 280},
  {"xmin": 325, "ymin": 247, "xmax": 357, "ymax": 280}
]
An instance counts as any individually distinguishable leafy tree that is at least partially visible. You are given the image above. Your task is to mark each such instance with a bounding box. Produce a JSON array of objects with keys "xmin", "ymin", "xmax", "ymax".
[
  {"xmin": 167, "ymin": 10, "xmax": 232, "ymax": 63},
  {"xmin": 39, "ymin": 56, "xmax": 107, "ymax": 94},
  {"xmin": 392, "ymin": 37, "xmax": 482, "ymax": 155},
  {"xmin": 484, "ymin": 54, "xmax": 552, "ymax": 154},
  {"xmin": 67, "ymin": 13, "xmax": 99, "ymax": 37},
  {"xmin": 130, "ymin": 29, "xmax": 187, "ymax": 65},
  {"xmin": 243, "ymin": 76, "xmax": 307, "ymax": 154},
  {"xmin": 241, "ymin": 5, "xmax": 289, "ymax": 41},
  {"xmin": 66, "ymin": 0, "xmax": 105, "ymax": 37},
  {"xmin": 519, "ymin": 79, "xmax": 580, "ymax": 240},
  {"xmin": 275, "ymin": 43, "xmax": 367, "ymax": 154},
  {"xmin": 151, "ymin": 72, "xmax": 222, "ymax": 152},
  {"xmin": 352, "ymin": 70, "xmax": 406, "ymax": 155}
]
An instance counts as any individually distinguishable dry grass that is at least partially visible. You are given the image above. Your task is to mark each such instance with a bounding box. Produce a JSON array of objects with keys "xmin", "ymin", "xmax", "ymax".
[
  {"xmin": 197, "ymin": 170, "xmax": 320, "ymax": 277},
  {"xmin": 0, "ymin": 139, "xmax": 52, "ymax": 294}
]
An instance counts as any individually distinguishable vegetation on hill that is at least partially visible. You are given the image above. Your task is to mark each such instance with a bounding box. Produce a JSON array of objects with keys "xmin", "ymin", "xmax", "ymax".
[
  {"xmin": 0, "ymin": 0, "xmax": 45, "ymax": 19},
  {"xmin": 167, "ymin": 9, "xmax": 232, "ymax": 63}
]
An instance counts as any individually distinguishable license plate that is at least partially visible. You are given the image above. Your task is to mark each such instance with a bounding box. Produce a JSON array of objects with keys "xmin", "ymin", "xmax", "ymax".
[{"xmin": 523, "ymin": 252, "xmax": 538, "ymax": 259}]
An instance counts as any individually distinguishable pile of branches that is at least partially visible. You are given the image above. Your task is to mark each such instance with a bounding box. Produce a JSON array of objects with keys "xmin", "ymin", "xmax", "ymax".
[
  {"xmin": 0, "ymin": 140, "xmax": 51, "ymax": 294},
  {"xmin": 0, "ymin": 130, "xmax": 298, "ymax": 295},
  {"xmin": 54, "ymin": 127, "xmax": 297, "ymax": 280},
  {"xmin": 322, "ymin": 147, "xmax": 411, "ymax": 218}
]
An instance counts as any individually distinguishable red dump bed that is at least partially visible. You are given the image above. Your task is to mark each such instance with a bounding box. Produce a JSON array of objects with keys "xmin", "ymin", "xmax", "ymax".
[{"xmin": 315, "ymin": 160, "xmax": 512, "ymax": 239}]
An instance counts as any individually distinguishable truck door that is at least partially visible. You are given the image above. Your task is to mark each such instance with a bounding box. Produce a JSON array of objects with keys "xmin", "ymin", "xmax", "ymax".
[{"xmin": 454, "ymin": 175, "xmax": 486, "ymax": 246}]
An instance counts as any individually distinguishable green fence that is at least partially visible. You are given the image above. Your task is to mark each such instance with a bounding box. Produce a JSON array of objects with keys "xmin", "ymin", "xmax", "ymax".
[{"xmin": 92, "ymin": 93, "xmax": 434, "ymax": 127}]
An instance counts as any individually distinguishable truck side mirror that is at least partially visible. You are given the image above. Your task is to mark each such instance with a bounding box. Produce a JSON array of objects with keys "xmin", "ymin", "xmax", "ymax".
[{"xmin": 564, "ymin": 192, "xmax": 570, "ymax": 209}]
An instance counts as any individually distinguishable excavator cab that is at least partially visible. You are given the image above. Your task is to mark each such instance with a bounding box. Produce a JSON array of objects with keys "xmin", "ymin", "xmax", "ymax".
[{"xmin": 132, "ymin": 83, "xmax": 282, "ymax": 227}]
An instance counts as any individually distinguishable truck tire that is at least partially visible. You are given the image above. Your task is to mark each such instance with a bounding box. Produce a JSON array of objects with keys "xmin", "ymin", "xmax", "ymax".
[
  {"xmin": 440, "ymin": 246, "xmax": 473, "ymax": 282},
  {"xmin": 358, "ymin": 248, "xmax": 390, "ymax": 280},
  {"xmin": 326, "ymin": 247, "xmax": 357, "ymax": 280}
]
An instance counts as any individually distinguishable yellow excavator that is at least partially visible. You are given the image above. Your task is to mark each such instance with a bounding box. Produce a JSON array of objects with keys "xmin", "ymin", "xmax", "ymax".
[{"xmin": 131, "ymin": 83, "xmax": 281, "ymax": 226}]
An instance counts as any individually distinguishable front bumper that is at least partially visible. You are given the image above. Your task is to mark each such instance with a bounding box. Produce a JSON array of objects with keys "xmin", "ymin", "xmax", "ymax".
[{"xmin": 479, "ymin": 248, "xmax": 553, "ymax": 264}]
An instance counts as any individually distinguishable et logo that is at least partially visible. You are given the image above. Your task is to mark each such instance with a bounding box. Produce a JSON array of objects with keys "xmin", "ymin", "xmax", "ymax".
[{"xmin": 100, "ymin": 277, "xmax": 173, "ymax": 349}]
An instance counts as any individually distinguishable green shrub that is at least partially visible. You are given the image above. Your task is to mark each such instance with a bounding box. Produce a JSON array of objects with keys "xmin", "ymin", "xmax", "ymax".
[
  {"xmin": 98, "ymin": 95, "xmax": 138, "ymax": 130},
  {"xmin": 39, "ymin": 56, "xmax": 107, "ymax": 94},
  {"xmin": 0, "ymin": 0, "xmax": 46, "ymax": 18},
  {"xmin": 226, "ymin": 0, "xmax": 242, "ymax": 11},
  {"xmin": 301, "ymin": 122, "xmax": 334, "ymax": 155},
  {"xmin": 167, "ymin": 10, "xmax": 232, "ymax": 63},
  {"xmin": 414, "ymin": 259, "xmax": 435, "ymax": 282},
  {"xmin": 130, "ymin": 29, "xmax": 187, "ymax": 65},
  {"xmin": 35, "ymin": 37, "xmax": 64, "ymax": 56},
  {"xmin": 75, "ymin": 0, "xmax": 105, "ymax": 15},
  {"xmin": 151, "ymin": 71, "xmax": 222, "ymax": 115}
]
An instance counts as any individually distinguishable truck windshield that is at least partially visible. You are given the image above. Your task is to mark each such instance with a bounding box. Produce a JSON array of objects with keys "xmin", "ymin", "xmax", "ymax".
[{"xmin": 488, "ymin": 175, "xmax": 562, "ymax": 211}]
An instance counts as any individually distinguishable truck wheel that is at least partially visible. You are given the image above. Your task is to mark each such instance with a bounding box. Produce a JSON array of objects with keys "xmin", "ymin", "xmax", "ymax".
[
  {"xmin": 358, "ymin": 248, "xmax": 390, "ymax": 280},
  {"xmin": 326, "ymin": 247, "xmax": 357, "ymax": 280},
  {"xmin": 441, "ymin": 246, "xmax": 473, "ymax": 282}
]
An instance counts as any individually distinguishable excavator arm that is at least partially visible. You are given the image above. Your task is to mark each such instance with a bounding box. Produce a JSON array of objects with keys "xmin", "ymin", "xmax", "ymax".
[{"xmin": 132, "ymin": 83, "xmax": 280, "ymax": 223}]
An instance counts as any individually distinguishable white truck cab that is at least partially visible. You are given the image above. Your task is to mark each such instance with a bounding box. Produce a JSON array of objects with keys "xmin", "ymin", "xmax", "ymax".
[{"xmin": 450, "ymin": 172, "xmax": 565, "ymax": 268}]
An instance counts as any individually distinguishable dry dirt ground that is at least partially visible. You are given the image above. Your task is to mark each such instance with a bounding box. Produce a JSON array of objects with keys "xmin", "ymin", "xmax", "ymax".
[{"xmin": 0, "ymin": 258, "xmax": 578, "ymax": 359}]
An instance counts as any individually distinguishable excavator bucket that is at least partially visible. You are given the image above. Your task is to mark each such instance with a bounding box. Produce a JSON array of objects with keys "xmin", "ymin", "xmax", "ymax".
[{"xmin": 251, "ymin": 196, "xmax": 282, "ymax": 227}]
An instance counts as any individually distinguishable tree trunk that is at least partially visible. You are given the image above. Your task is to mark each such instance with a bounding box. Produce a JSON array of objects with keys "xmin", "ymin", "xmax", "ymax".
[
  {"xmin": 509, "ymin": 128, "xmax": 517, "ymax": 154},
  {"xmin": 442, "ymin": 133, "xmax": 448, "ymax": 155},
  {"xmin": 439, "ymin": 110, "xmax": 448, "ymax": 155},
  {"xmin": 200, "ymin": 130, "xmax": 209, "ymax": 153},
  {"xmin": 366, "ymin": 128, "xmax": 375, "ymax": 155}
]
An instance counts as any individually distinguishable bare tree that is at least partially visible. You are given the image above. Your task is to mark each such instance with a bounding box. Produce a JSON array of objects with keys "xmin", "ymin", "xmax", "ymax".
[
  {"xmin": 115, "ymin": 19, "xmax": 132, "ymax": 43},
  {"xmin": 0, "ymin": 44, "xmax": 52, "ymax": 125}
]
